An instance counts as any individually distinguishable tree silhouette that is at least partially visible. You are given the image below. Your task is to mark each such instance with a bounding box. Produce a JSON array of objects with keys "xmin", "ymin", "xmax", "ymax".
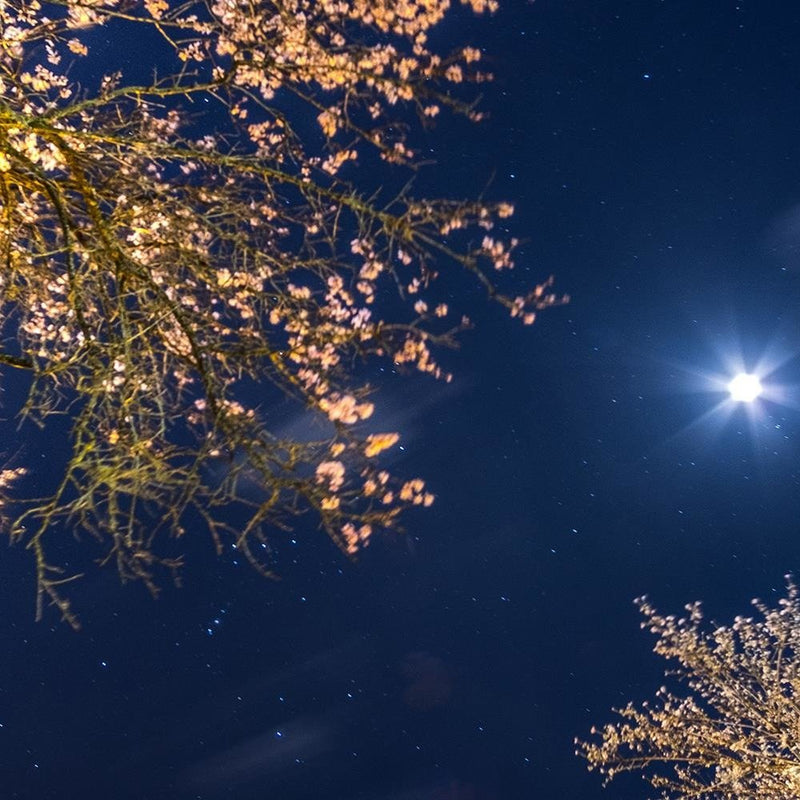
[
  {"xmin": 577, "ymin": 579, "xmax": 800, "ymax": 799},
  {"xmin": 0, "ymin": 0, "xmax": 562, "ymax": 627}
]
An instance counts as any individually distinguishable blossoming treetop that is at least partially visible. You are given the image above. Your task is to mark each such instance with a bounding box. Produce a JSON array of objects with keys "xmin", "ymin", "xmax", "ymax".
[{"xmin": 0, "ymin": 0, "xmax": 562, "ymax": 628}]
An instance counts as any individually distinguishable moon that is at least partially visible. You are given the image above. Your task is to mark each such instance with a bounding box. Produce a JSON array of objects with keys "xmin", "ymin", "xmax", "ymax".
[{"xmin": 728, "ymin": 373, "xmax": 762, "ymax": 402}]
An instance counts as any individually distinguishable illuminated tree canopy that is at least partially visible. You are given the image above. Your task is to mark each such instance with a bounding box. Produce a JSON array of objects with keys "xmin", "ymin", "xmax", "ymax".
[
  {"xmin": 577, "ymin": 580, "xmax": 800, "ymax": 799},
  {"xmin": 0, "ymin": 0, "xmax": 562, "ymax": 627}
]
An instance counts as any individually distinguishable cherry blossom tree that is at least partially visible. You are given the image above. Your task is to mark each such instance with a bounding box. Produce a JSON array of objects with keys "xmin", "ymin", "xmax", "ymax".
[
  {"xmin": 577, "ymin": 580, "xmax": 800, "ymax": 799},
  {"xmin": 0, "ymin": 0, "xmax": 562, "ymax": 628}
]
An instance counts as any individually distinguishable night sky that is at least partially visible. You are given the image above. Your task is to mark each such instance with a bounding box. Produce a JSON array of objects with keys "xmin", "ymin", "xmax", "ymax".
[{"xmin": 4, "ymin": 1, "xmax": 800, "ymax": 798}]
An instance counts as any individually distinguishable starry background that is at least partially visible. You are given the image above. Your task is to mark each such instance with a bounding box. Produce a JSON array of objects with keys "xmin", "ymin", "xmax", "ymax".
[{"xmin": 3, "ymin": 1, "xmax": 800, "ymax": 798}]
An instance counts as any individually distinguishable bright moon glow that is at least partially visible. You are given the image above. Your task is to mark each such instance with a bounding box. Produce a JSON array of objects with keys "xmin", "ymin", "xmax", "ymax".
[{"xmin": 728, "ymin": 373, "xmax": 763, "ymax": 402}]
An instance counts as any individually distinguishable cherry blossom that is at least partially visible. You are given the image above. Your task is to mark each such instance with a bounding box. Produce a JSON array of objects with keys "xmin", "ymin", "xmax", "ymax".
[{"xmin": 0, "ymin": 0, "xmax": 564, "ymax": 628}]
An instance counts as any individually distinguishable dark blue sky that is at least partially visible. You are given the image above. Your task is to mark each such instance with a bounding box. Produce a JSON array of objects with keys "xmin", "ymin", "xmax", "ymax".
[{"xmin": 4, "ymin": 1, "xmax": 800, "ymax": 798}]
